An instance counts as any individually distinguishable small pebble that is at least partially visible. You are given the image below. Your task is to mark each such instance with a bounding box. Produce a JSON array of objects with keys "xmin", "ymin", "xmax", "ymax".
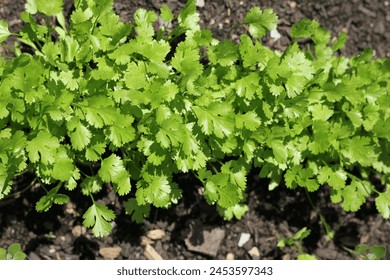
[
  {"xmin": 99, "ymin": 247, "xmax": 122, "ymax": 260},
  {"xmin": 140, "ymin": 236, "xmax": 154, "ymax": 246},
  {"xmin": 146, "ymin": 229, "xmax": 165, "ymax": 240},
  {"xmin": 65, "ymin": 202, "xmax": 75, "ymax": 215},
  {"xmin": 248, "ymin": 247, "xmax": 261, "ymax": 260},
  {"xmin": 289, "ymin": 1, "xmax": 297, "ymax": 9},
  {"xmin": 226, "ymin": 253, "xmax": 235, "ymax": 260},
  {"xmin": 72, "ymin": 225, "xmax": 86, "ymax": 237},
  {"xmin": 270, "ymin": 29, "xmax": 281, "ymax": 41},
  {"xmin": 238, "ymin": 233, "xmax": 251, "ymax": 247},
  {"xmin": 196, "ymin": 0, "xmax": 205, "ymax": 8},
  {"xmin": 144, "ymin": 244, "xmax": 163, "ymax": 260}
]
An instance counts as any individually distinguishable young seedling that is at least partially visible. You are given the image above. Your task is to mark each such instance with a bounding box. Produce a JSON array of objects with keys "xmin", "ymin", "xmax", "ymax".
[
  {"xmin": 277, "ymin": 227, "xmax": 317, "ymax": 260},
  {"xmin": 346, "ymin": 244, "xmax": 386, "ymax": 260},
  {"xmin": 0, "ymin": 243, "xmax": 27, "ymax": 260}
]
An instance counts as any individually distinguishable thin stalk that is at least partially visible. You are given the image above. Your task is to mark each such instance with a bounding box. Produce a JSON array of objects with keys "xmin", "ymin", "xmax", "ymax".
[
  {"xmin": 1, "ymin": 178, "xmax": 37, "ymax": 200},
  {"xmin": 304, "ymin": 187, "xmax": 334, "ymax": 239}
]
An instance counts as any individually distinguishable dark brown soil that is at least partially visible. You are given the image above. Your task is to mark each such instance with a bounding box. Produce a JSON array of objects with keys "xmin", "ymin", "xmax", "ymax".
[{"xmin": 1, "ymin": 0, "xmax": 389, "ymax": 260}]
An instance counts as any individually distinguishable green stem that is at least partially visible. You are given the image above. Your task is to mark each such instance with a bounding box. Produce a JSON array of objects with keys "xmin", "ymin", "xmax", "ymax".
[
  {"xmin": 304, "ymin": 187, "xmax": 334, "ymax": 239},
  {"xmin": 41, "ymin": 183, "xmax": 49, "ymax": 193},
  {"xmin": 45, "ymin": 15, "xmax": 52, "ymax": 42},
  {"xmin": 1, "ymin": 178, "xmax": 37, "ymax": 200}
]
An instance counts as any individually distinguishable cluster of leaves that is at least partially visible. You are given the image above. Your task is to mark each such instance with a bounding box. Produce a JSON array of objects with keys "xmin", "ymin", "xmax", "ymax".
[
  {"xmin": 277, "ymin": 227, "xmax": 317, "ymax": 260},
  {"xmin": 0, "ymin": 243, "xmax": 26, "ymax": 260},
  {"xmin": 278, "ymin": 228, "xmax": 387, "ymax": 260},
  {"xmin": 349, "ymin": 244, "xmax": 387, "ymax": 260},
  {"xmin": 0, "ymin": 0, "xmax": 389, "ymax": 237}
]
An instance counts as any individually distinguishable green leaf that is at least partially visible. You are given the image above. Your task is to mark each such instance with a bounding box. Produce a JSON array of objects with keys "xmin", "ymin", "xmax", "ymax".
[
  {"xmin": 285, "ymin": 166, "xmax": 319, "ymax": 191},
  {"xmin": 90, "ymin": 0, "xmax": 114, "ymax": 18},
  {"xmin": 58, "ymin": 36, "xmax": 79, "ymax": 63},
  {"xmin": 0, "ymin": 102, "xmax": 9, "ymax": 119},
  {"xmin": 208, "ymin": 40, "xmax": 239, "ymax": 66},
  {"xmin": 177, "ymin": 0, "xmax": 199, "ymax": 32},
  {"xmin": 0, "ymin": 20, "xmax": 11, "ymax": 43},
  {"xmin": 341, "ymin": 179, "xmax": 371, "ymax": 212},
  {"xmin": 90, "ymin": 57, "xmax": 117, "ymax": 80},
  {"xmin": 155, "ymin": 115, "xmax": 187, "ymax": 149},
  {"xmin": 2, "ymin": 243, "xmax": 26, "ymax": 260},
  {"xmin": 52, "ymin": 147, "xmax": 76, "ymax": 182},
  {"xmin": 160, "ymin": 4, "xmax": 173, "ymax": 22},
  {"xmin": 8, "ymin": 243, "xmax": 22, "ymax": 256},
  {"xmin": 67, "ymin": 117, "xmax": 91, "ymax": 151},
  {"xmin": 81, "ymin": 176, "xmax": 102, "ymax": 195},
  {"xmin": 107, "ymin": 114, "xmax": 135, "ymax": 147},
  {"xmin": 98, "ymin": 154, "xmax": 124, "ymax": 182},
  {"xmin": 36, "ymin": 0, "xmax": 63, "ymax": 16},
  {"xmin": 332, "ymin": 32, "xmax": 347, "ymax": 51},
  {"xmin": 341, "ymin": 137, "xmax": 377, "ymax": 166},
  {"xmin": 235, "ymin": 111, "xmax": 261, "ymax": 131},
  {"xmin": 309, "ymin": 104, "xmax": 333, "ymax": 121},
  {"xmin": 193, "ymin": 103, "xmax": 234, "ymax": 138},
  {"xmin": 71, "ymin": 8, "xmax": 93, "ymax": 25},
  {"xmin": 293, "ymin": 227, "xmax": 311, "ymax": 240},
  {"xmin": 26, "ymin": 131, "xmax": 60, "ymax": 165},
  {"xmin": 149, "ymin": 80, "xmax": 178, "ymax": 108},
  {"xmin": 134, "ymin": 8, "xmax": 157, "ymax": 38},
  {"xmin": 113, "ymin": 171, "xmax": 132, "ymax": 196},
  {"xmin": 317, "ymin": 166, "xmax": 347, "ymax": 189},
  {"xmin": 36, "ymin": 185, "xmax": 69, "ymax": 212},
  {"xmin": 291, "ymin": 19, "xmax": 319, "ymax": 39},
  {"xmin": 375, "ymin": 190, "xmax": 390, "ymax": 219},
  {"xmin": 98, "ymin": 154, "xmax": 131, "ymax": 195},
  {"xmin": 235, "ymin": 73, "xmax": 258, "ymax": 100},
  {"xmin": 0, "ymin": 248, "xmax": 6, "ymax": 260},
  {"xmin": 297, "ymin": 254, "xmax": 317, "ymax": 260},
  {"xmin": 99, "ymin": 12, "xmax": 131, "ymax": 46},
  {"xmin": 140, "ymin": 175, "xmax": 172, "ymax": 208},
  {"xmin": 346, "ymin": 109, "xmax": 363, "ymax": 128},
  {"xmin": 124, "ymin": 198, "xmax": 151, "ymax": 223},
  {"xmin": 271, "ymin": 141, "xmax": 288, "ymax": 165},
  {"xmin": 368, "ymin": 245, "xmax": 386, "ymax": 260},
  {"xmin": 124, "ymin": 61, "xmax": 148, "ymax": 90},
  {"xmin": 205, "ymin": 173, "xmax": 241, "ymax": 208},
  {"xmin": 239, "ymin": 35, "xmax": 275, "ymax": 68},
  {"xmin": 81, "ymin": 96, "xmax": 117, "ymax": 128},
  {"xmin": 268, "ymin": 47, "xmax": 315, "ymax": 98},
  {"xmin": 25, "ymin": 0, "xmax": 38, "ymax": 14},
  {"xmin": 221, "ymin": 160, "xmax": 248, "ymax": 190},
  {"xmin": 83, "ymin": 203, "xmax": 115, "ymax": 237},
  {"xmin": 291, "ymin": 18, "xmax": 330, "ymax": 45},
  {"xmin": 219, "ymin": 203, "xmax": 249, "ymax": 220},
  {"xmin": 12, "ymin": 251, "xmax": 27, "ymax": 260},
  {"xmin": 244, "ymin": 7, "xmax": 278, "ymax": 38},
  {"xmin": 85, "ymin": 142, "xmax": 106, "ymax": 161},
  {"xmin": 171, "ymin": 41, "xmax": 203, "ymax": 78},
  {"xmin": 46, "ymin": 89, "xmax": 74, "ymax": 121}
]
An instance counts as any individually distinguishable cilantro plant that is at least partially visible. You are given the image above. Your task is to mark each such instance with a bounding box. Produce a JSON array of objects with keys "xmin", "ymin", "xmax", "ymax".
[
  {"xmin": 0, "ymin": 0, "xmax": 389, "ymax": 237},
  {"xmin": 348, "ymin": 244, "xmax": 386, "ymax": 260},
  {"xmin": 0, "ymin": 243, "xmax": 26, "ymax": 260},
  {"xmin": 277, "ymin": 227, "xmax": 317, "ymax": 260}
]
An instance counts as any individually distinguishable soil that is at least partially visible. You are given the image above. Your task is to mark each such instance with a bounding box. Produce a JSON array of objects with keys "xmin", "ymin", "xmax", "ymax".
[{"xmin": 1, "ymin": 0, "xmax": 389, "ymax": 260}]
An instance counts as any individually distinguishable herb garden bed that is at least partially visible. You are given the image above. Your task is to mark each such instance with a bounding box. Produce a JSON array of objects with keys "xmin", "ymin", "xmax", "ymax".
[{"xmin": 0, "ymin": 0, "xmax": 389, "ymax": 260}]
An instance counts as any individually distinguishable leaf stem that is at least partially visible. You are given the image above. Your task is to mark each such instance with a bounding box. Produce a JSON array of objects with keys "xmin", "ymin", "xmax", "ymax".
[
  {"xmin": 304, "ymin": 187, "xmax": 334, "ymax": 239},
  {"xmin": 1, "ymin": 177, "xmax": 37, "ymax": 200}
]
